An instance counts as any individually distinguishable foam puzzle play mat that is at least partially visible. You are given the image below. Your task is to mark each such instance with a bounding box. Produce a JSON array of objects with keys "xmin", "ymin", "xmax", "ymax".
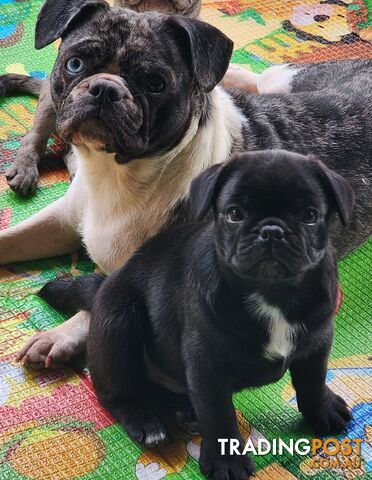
[{"xmin": 0, "ymin": 1, "xmax": 371, "ymax": 479}]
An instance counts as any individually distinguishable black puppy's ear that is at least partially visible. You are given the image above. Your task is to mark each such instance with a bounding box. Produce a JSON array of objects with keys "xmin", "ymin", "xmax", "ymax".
[
  {"xmin": 35, "ymin": 0, "xmax": 109, "ymax": 49},
  {"xmin": 189, "ymin": 162, "xmax": 229, "ymax": 221},
  {"xmin": 309, "ymin": 156, "xmax": 355, "ymax": 227},
  {"xmin": 167, "ymin": 17, "xmax": 233, "ymax": 92}
]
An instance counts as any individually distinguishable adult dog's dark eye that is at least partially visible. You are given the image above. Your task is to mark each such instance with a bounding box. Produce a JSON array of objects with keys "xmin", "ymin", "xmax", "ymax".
[
  {"xmin": 226, "ymin": 206, "xmax": 244, "ymax": 223},
  {"xmin": 66, "ymin": 57, "xmax": 85, "ymax": 74},
  {"xmin": 143, "ymin": 75, "xmax": 166, "ymax": 94},
  {"xmin": 300, "ymin": 208, "xmax": 318, "ymax": 224}
]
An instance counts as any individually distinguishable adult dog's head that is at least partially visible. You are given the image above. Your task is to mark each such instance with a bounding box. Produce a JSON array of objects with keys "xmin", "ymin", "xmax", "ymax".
[
  {"xmin": 35, "ymin": 0, "xmax": 232, "ymax": 163},
  {"xmin": 190, "ymin": 150, "xmax": 354, "ymax": 283}
]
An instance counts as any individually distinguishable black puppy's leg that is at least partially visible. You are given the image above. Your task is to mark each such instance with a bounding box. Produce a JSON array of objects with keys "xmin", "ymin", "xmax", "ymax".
[
  {"xmin": 187, "ymin": 366, "xmax": 255, "ymax": 480},
  {"xmin": 290, "ymin": 344, "xmax": 352, "ymax": 436},
  {"xmin": 88, "ymin": 293, "xmax": 169, "ymax": 449},
  {"xmin": 174, "ymin": 403, "xmax": 199, "ymax": 435},
  {"xmin": 161, "ymin": 390, "xmax": 199, "ymax": 435}
]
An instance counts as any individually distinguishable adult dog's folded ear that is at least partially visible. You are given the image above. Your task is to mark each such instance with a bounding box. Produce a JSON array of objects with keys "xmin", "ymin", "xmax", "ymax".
[
  {"xmin": 167, "ymin": 17, "xmax": 233, "ymax": 92},
  {"xmin": 189, "ymin": 161, "xmax": 230, "ymax": 221},
  {"xmin": 308, "ymin": 155, "xmax": 355, "ymax": 227},
  {"xmin": 35, "ymin": 0, "xmax": 110, "ymax": 49}
]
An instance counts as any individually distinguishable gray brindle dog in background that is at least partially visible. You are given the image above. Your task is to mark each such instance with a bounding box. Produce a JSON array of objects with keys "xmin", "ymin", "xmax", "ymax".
[{"xmin": 0, "ymin": 0, "xmax": 370, "ymax": 369}]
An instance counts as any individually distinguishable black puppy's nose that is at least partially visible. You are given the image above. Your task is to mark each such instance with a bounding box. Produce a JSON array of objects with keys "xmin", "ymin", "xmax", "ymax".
[
  {"xmin": 88, "ymin": 79, "xmax": 124, "ymax": 103},
  {"xmin": 259, "ymin": 225, "xmax": 285, "ymax": 241}
]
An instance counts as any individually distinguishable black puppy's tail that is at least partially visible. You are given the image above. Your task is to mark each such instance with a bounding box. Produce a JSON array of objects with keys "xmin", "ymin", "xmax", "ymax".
[
  {"xmin": 0, "ymin": 74, "xmax": 43, "ymax": 97},
  {"xmin": 39, "ymin": 274, "xmax": 105, "ymax": 313}
]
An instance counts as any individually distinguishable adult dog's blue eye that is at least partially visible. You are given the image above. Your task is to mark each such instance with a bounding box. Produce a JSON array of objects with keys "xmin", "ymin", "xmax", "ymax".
[{"xmin": 66, "ymin": 57, "xmax": 85, "ymax": 74}]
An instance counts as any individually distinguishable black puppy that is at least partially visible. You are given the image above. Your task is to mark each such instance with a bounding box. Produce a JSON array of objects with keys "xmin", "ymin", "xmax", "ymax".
[{"xmin": 40, "ymin": 150, "xmax": 354, "ymax": 480}]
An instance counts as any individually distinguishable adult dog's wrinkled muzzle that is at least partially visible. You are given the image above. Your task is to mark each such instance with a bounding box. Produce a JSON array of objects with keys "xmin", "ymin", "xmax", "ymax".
[{"xmin": 56, "ymin": 73, "xmax": 146, "ymax": 161}]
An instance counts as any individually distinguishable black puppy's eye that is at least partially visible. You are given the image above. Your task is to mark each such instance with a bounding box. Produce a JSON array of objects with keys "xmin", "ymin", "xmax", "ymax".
[
  {"xmin": 143, "ymin": 75, "xmax": 166, "ymax": 94},
  {"xmin": 300, "ymin": 208, "xmax": 318, "ymax": 225},
  {"xmin": 226, "ymin": 206, "xmax": 244, "ymax": 223},
  {"xmin": 66, "ymin": 57, "xmax": 85, "ymax": 74}
]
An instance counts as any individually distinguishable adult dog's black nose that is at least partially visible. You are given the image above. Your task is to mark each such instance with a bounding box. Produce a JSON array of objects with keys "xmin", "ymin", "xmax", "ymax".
[
  {"xmin": 88, "ymin": 79, "xmax": 124, "ymax": 103},
  {"xmin": 259, "ymin": 225, "xmax": 285, "ymax": 241}
]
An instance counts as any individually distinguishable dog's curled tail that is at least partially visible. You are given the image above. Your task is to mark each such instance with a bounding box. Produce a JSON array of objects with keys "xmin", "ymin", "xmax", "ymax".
[
  {"xmin": 39, "ymin": 274, "xmax": 105, "ymax": 313},
  {"xmin": 0, "ymin": 74, "xmax": 43, "ymax": 97}
]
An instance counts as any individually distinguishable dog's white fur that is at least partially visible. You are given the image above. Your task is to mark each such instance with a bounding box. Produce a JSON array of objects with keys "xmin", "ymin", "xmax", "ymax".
[
  {"xmin": 257, "ymin": 64, "xmax": 302, "ymax": 95},
  {"xmin": 249, "ymin": 293, "xmax": 303, "ymax": 360}
]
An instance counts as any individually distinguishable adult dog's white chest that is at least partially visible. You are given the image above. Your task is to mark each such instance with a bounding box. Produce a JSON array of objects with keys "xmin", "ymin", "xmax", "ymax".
[
  {"xmin": 82, "ymin": 203, "xmax": 152, "ymax": 273},
  {"xmin": 248, "ymin": 293, "xmax": 301, "ymax": 360},
  {"xmin": 74, "ymin": 150, "xmax": 182, "ymax": 273}
]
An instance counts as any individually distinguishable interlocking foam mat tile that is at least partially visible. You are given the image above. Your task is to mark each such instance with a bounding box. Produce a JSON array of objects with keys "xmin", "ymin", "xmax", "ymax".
[{"xmin": 0, "ymin": 1, "xmax": 371, "ymax": 479}]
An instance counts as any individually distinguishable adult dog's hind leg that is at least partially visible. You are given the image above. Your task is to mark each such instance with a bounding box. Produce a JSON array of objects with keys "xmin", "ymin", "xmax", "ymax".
[
  {"xmin": 222, "ymin": 63, "xmax": 304, "ymax": 95},
  {"xmin": 221, "ymin": 65, "xmax": 259, "ymax": 93},
  {"xmin": 257, "ymin": 64, "xmax": 303, "ymax": 94},
  {"xmin": 88, "ymin": 287, "xmax": 169, "ymax": 448},
  {"xmin": 258, "ymin": 60, "xmax": 372, "ymax": 95}
]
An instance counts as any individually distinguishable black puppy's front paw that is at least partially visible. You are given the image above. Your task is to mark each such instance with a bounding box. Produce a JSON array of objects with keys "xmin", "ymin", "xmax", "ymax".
[
  {"xmin": 301, "ymin": 386, "xmax": 352, "ymax": 436},
  {"xmin": 124, "ymin": 413, "xmax": 169, "ymax": 449},
  {"xmin": 200, "ymin": 445, "xmax": 255, "ymax": 480},
  {"xmin": 175, "ymin": 408, "xmax": 200, "ymax": 435}
]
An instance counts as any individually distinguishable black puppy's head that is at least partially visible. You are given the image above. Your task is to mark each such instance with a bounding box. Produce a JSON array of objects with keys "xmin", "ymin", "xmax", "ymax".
[
  {"xmin": 35, "ymin": 0, "xmax": 233, "ymax": 163},
  {"xmin": 190, "ymin": 150, "xmax": 354, "ymax": 283}
]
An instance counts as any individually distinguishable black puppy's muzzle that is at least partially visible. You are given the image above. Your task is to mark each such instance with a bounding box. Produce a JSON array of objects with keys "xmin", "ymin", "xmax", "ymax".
[{"xmin": 229, "ymin": 219, "xmax": 301, "ymax": 282}]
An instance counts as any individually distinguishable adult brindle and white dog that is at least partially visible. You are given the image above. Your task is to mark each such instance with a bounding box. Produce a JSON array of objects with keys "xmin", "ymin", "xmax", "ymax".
[{"xmin": 0, "ymin": 0, "xmax": 370, "ymax": 369}]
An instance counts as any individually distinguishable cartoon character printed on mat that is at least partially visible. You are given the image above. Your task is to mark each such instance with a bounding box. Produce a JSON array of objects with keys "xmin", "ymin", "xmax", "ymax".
[
  {"xmin": 283, "ymin": 1, "xmax": 360, "ymax": 44},
  {"xmin": 283, "ymin": 355, "xmax": 372, "ymax": 478},
  {"xmin": 0, "ymin": 418, "xmax": 105, "ymax": 480},
  {"xmin": 352, "ymin": 0, "xmax": 372, "ymax": 43},
  {"xmin": 204, "ymin": 0, "xmax": 364, "ymax": 44},
  {"xmin": 0, "ymin": 364, "xmax": 114, "ymax": 479}
]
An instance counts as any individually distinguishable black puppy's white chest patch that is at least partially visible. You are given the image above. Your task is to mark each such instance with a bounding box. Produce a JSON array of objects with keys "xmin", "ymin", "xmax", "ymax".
[{"xmin": 247, "ymin": 293, "xmax": 303, "ymax": 361}]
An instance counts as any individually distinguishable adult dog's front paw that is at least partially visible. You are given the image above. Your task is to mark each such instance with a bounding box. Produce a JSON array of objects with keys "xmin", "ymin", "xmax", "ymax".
[
  {"xmin": 6, "ymin": 162, "xmax": 39, "ymax": 196},
  {"xmin": 301, "ymin": 386, "xmax": 352, "ymax": 436},
  {"xmin": 16, "ymin": 329, "xmax": 81, "ymax": 369},
  {"xmin": 199, "ymin": 445, "xmax": 255, "ymax": 480}
]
